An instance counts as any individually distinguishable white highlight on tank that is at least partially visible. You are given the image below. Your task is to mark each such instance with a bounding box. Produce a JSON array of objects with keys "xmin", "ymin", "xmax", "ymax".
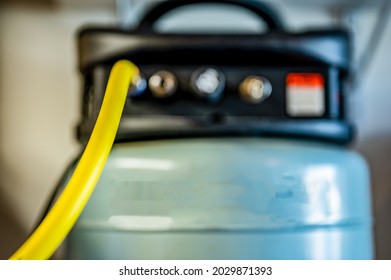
[
  {"xmin": 304, "ymin": 165, "xmax": 342, "ymax": 223},
  {"xmin": 108, "ymin": 215, "xmax": 174, "ymax": 230},
  {"xmin": 115, "ymin": 158, "xmax": 175, "ymax": 171},
  {"xmin": 308, "ymin": 230, "xmax": 343, "ymax": 260}
]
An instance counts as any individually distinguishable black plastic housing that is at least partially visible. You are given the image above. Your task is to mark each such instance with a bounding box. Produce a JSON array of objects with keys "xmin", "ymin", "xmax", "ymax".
[{"xmin": 77, "ymin": 26, "xmax": 352, "ymax": 144}]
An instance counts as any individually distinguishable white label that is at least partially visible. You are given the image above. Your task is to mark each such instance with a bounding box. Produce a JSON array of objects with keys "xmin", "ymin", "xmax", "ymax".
[{"xmin": 287, "ymin": 85, "xmax": 325, "ymax": 117}]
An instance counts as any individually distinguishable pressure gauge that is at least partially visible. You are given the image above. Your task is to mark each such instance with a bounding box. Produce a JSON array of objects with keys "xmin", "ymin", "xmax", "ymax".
[{"xmin": 190, "ymin": 67, "xmax": 225, "ymax": 102}]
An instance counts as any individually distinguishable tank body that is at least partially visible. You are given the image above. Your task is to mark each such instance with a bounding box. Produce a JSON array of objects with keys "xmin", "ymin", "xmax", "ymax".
[{"xmin": 67, "ymin": 138, "xmax": 373, "ymax": 259}]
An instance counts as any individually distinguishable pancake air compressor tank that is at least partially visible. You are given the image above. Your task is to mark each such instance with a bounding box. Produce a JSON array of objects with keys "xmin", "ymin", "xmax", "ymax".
[{"xmin": 67, "ymin": 0, "xmax": 373, "ymax": 259}]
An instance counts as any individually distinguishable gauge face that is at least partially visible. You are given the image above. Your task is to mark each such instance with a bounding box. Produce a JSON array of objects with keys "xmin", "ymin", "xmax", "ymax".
[{"xmin": 190, "ymin": 67, "xmax": 225, "ymax": 102}]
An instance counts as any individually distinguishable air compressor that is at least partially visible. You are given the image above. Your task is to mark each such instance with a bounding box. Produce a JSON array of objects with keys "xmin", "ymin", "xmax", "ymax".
[{"xmin": 10, "ymin": 0, "xmax": 373, "ymax": 260}]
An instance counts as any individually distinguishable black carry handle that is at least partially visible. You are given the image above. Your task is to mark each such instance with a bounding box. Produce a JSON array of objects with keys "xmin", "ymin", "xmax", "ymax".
[{"xmin": 136, "ymin": 0, "xmax": 285, "ymax": 33}]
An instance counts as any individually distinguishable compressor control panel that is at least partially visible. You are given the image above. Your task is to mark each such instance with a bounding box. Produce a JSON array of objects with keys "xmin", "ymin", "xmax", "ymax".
[
  {"xmin": 77, "ymin": 28, "xmax": 351, "ymax": 144},
  {"xmin": 124, "ymin": 65, "xmax": 337, "ymax": 119}
]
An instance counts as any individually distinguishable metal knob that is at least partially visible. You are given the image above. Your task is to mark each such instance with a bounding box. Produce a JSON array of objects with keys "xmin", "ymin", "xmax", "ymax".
[
  {"xmin": 148, "ymin": 70, "xmax": 178, "ymax": 98},
  {"xmin": 239, "ymin": 76, "xmax": 272, "ymax": 104}
]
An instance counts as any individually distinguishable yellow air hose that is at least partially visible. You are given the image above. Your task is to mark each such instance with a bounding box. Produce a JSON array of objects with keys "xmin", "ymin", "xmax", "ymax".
[{"xmin": 9, "ymin": 60, "xmax": 139, "ymax": 260}]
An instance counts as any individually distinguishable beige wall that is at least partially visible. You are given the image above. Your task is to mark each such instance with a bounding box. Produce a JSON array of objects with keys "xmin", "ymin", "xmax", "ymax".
[{"xmin": 0, "ymin": 3, "xmax": 116, "ymax": 258}]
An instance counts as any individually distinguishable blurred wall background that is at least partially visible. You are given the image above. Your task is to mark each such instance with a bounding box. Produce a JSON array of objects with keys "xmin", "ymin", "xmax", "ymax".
[{"xmin": 0, "ymin": 0, "xmax": 390, "ymax": 259}]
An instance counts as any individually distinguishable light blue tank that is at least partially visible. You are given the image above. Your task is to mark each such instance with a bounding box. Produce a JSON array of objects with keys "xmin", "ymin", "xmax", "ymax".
[{"xmin": 67, "ymin": 138, "xmax": 373, "ymax": 259}]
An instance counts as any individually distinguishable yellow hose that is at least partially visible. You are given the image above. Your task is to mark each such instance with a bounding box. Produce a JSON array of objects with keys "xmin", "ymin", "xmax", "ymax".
[{"xmin": 9, "ymin": 60, "xmax": 139, "ymax": 260}]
